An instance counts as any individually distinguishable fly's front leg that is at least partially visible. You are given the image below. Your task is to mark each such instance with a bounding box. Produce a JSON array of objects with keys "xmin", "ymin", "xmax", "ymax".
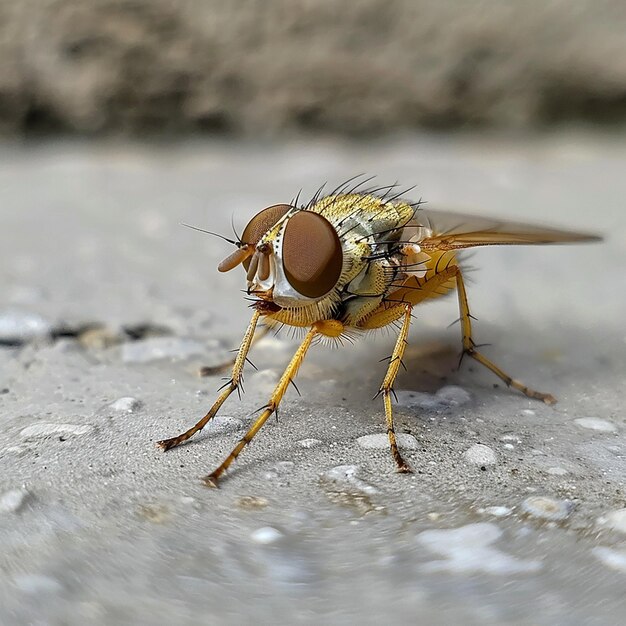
[
  {"xmin": 157, "ymin": 310, "xmax": 261, "ymax": 451},
  {"xmin": 199, "ymin": 324, "xmax": 271, "ymax": 377},
  {"xmin": 378, "ymin": 303, "xmax": 413, "ymax": 473},
  {"xmin": 204, "ymin": 325, "xmax": 318, "ymax": 487},
  {"xmin": 454, "ymin": 268, "xmax": 557, "ymax": 405}
]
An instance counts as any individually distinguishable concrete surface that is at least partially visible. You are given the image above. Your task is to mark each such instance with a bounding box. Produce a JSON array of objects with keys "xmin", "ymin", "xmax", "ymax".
[
  {"xmin": 2, "ymin": 1, "xmax": 626, "ymax": 135},
  {"xmin": 0, "ymin": 133, "xmax": 625, "ymax": 625}
]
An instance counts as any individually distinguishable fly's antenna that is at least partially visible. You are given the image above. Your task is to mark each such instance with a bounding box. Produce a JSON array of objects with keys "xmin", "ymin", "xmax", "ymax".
[
  {"xmin": 181, "ymin": 223, "xmax": 241, "ymax": 247},
  {"xmin": 230, "ymin": 214, "xmax": 244, "ymax": 245}
]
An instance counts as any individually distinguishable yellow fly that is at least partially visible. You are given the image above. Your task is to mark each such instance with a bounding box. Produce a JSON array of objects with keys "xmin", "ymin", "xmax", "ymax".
[{"xmin": 158, "ymin": 180, "xmax": 601, "ymax": 486}]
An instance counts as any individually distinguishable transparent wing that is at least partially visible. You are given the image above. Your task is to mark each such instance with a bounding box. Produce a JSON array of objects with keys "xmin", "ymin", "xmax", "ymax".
[{"xmin": 408, "ymin": 209, "xmax": 602, "ymax": 251}]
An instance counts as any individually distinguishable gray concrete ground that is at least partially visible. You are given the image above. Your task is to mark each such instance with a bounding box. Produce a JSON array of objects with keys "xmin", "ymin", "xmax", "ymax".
[{"xmin": 0, "ymin": 133, "xmax": 625, "ymax": 625}]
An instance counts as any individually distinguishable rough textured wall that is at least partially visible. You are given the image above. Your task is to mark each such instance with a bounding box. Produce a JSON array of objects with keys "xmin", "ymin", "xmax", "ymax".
[{"xmin": 1, "ymin": 0, "xmax": 626, "ymax": 135}]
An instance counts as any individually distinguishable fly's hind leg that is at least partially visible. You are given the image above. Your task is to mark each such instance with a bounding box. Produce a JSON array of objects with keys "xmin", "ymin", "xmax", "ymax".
[
  {"xmin": 157, "ymin": 310, "xmax": 261, "ymax": 451},
  {"xmin": 377, "ymin": 303, "xmax": 414, "ymax": 473},
  {"xmin": 454, "ymin": 268, "xmax": 557, "ymax": 405}
]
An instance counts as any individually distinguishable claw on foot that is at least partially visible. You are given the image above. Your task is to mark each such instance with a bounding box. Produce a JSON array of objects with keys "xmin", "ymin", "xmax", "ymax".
[
  {"xmin": 396, "ymin": 463, "xmax": 413, "ymax": 474},
  {"xmin": 202, "ymin": 474, "xmax": 220, "ymax": 489},
  {"xmin": 542, "ymin": 393, "xmax": 557, "ymax": 406},
  {"xmin": 157, "ymin": 438, "xmax": 177, "ymax": 451}
]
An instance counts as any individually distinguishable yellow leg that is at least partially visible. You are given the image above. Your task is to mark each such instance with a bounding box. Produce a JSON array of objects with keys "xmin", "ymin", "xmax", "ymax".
[
  {"xmin": 454, "ymin": 269, "xmax": 557, "ymax": 405},
  {"xmin": 203, "ymin": 325, "xmax": 318, "ymax": 487},
  {"xmin": 157, "ymin": 311, "xmax": 261, "ymax": 451},
  {"xmin": 199, "ymin": 324, "xmax": 271, "ymax": 377},
  {"xmin": 379, "ymin": 304, "xmax": 413, "ymax": 473}
]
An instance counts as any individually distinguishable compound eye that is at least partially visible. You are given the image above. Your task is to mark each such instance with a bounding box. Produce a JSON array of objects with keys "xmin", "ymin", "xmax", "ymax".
[
  {"xmin": 282, "ymin": 211, "xmax": 343, "ymax": 298},
  {"xmin": 242, "ymin": 204, "xmax": 291, "ymax": 269}
]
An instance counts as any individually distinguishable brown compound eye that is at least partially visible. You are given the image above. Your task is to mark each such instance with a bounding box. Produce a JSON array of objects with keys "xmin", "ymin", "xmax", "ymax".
[
  {"xmin": 241, "ymin": 204, "xmax": 292, "ymax": 270},
  {"xmin": 282, "ymin": 211, "xmax": 343, "ymax": 298}
]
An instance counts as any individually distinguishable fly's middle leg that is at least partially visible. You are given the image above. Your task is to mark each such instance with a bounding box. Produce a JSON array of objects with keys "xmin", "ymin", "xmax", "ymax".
[
  {"xmin": 157, "ymin": 310, "xmax": 261, "ymax": 451},
  {"xmin": 378, "ymin": 303, "xmax": 414, "ymax": 473}
]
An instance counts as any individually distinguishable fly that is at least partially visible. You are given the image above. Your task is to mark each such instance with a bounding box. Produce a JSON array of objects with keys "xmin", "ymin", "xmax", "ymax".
[{"xmin": 157, "ymin": 180, "xmax": 601, "ymax": 487}]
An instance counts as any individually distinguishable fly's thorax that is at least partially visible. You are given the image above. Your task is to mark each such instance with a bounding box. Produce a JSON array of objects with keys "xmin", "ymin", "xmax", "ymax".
[{"xmin": 231, "ymin": 194, "xmax": 423, "ymax": 324}]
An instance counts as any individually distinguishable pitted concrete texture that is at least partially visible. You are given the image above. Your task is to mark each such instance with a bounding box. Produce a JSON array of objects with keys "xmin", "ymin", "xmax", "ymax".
[{"xmin": 0, "ymin": 134, "xmax": 624, "ymax": 625}]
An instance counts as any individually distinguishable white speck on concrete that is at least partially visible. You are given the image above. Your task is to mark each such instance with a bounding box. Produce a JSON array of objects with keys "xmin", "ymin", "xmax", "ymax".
[
  {"xmin": 205, "ymin": 415, "xmax": 244, "ymax": 434},
  {"xmin": 503, "ymin": 443, "xmax": 515, "ymax": 450},
  {"xmin": 20, "ymin": 423, "xmax": 94, "ymax": 439},
  {"xmin": 0, "ymin": 488, "xmax": 29, "ymax": 513},
  {"xmin": 521, "ymin": 496, "xmax": 573, "ymax": 521},
  {"xmin": 273, "ymin": 461, "xmax": 295, "ymax": 473},
  {"xmin": 357, "ymin": 433, "xmax": 418, "ymax": 450},
  {"xmin": 593, "ymin": 546, "xmax": 626, "ymax": 573},
  {"xmin": 597, "ymin": 509, "xmax": 626, "ymax": 534},
  {"xmin": 321, "ymin": 465, "xmax": 378, "ymax": 495},
  {"xmin": 574, "ymin": 418, "xmax": 617, "ymax": 433},
  {"xmin": 547, "ymin": 467, "xmax": 569, "ymax": 476},
  {"xmin": 251, "ymin": 526, "xmax": 284, "ymax": 545},
  {"xmin": 394, "ymin": 385, "xmax": 471, "ymax": 411},
  {"xmin": 14, "ymin": 574, "xmax": 63, "ymax": 595},
  {"xmin": 484, "ymin": 506, "xmax": 513, "ymax": 517},
  {"xmin": 500, "ymin": 435, "xmax": 521, "ymax": 443},
  {"xmin": 2, "ymin": 446, "xmax": 27, "ymax": 456},
  {"xmin": 435, "ymin": 385, "xmax": 472, "ymax": 406},
  {"xmin": 108, "ymin": 397, "xmax": 142, "ymax": 413},
  {"xmin": 297, "ymin": 438, "xmax": 322, "ymax": 448},
  {"xmin": 417, "ymin": 523, "xmax": 541, "ymax": 574},
  {"xmin": 121, "ymin": 337, "xmax": 206, "ymax": 363},
  {"xmin": 0, "ymin": 309, "xmax": 51, "ymax": 343},
  {"xmin": 464, "ymin": 444, "xmax": 497, "ymax": 465}
]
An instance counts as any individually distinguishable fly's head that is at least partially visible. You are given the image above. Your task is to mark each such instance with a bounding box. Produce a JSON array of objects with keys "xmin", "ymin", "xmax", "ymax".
[{"xmin": 218, "ymin": 204, "xmax": 347, "ymax": 317}]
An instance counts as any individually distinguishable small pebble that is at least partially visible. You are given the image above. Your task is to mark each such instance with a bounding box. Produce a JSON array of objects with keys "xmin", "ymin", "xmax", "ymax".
[
  {"xmin": 464, "ymin": 444, "xmax": 497, "ymax": 466},
  {"xmin": 273, "ymin": 461, "xmax": 295, "ymax": 474},
  {"xmin": 121, "ymin": 337, "xmax": 206, "ymax": 363},
  {"xmin": 484, "ymin": 506, "xmax": 512, "ymax": 517},
  {"xmin": 546, "ymin": 467, "xmax": 569, "ymax": 476},
  {"xmin": 503, "ymin": 443, "xmax": 515, "ymax": 450},
  {"xmin": 0, "ymin": 488, "xmax": 29, "ymax": 513},
  {"xmin": 20, "ymin": 423, "xmax": 93, "ymax": 439},
  {"xmin": 521, "ymin": 496, "xmax": 573, "ymax": 521},
  {"xmin": 574, "ymin": 418, "xmax": 617, "ymax": 433},
  {"xmin": 394, "ymin": 385, "xmax": 471, "ymax": 411},
  {"xmin": 417, "ymin": 523, "xmax": 541, "ymax": 574},
  {"xmin": 297, "ymin": 438, "xmax": 322, "ymax": 449},
  {"xmin": 108, "ymin": 397, "xmax": 142, "ymax": 413},
  {"xmin": 206, "ymin": 415, "xmax": 244, "ymax": 434},
  {"xmin": 435, "ymin": 385, "xmax": 472, "ymax": 406},
  {"xmin": 500, "ymin": 435, "xmax": 521, "ymax": 443},
  {"xmin": 357, "ymin": 433, "xmax": 418, "ymax": 450},
  {"xmin": 597, "ymin": 509, "xmax": 626, "ymax": 534},
  {"xmin": 251, "ymin": 526, "xmax": 283, "ymax": 545},
  {"xmin": 321, "ymin": 465, "xmax": 378, "ymax": 495},
  {"xmin": 593, "ymin": 546, "xmax": 626, "ymax": 573},
  {"xmin": 0, "ymin": 309, "xmax": 51, "ymax": 343}
]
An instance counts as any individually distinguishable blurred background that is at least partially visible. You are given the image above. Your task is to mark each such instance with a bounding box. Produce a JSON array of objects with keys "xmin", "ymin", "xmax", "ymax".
[
  {"xmin": 1, "ymin": 2, "xmax": 626, "ymax": 626},
  {"xmin": 2, "ymin": 0, "xmax": 626, "ymax": 137}
]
